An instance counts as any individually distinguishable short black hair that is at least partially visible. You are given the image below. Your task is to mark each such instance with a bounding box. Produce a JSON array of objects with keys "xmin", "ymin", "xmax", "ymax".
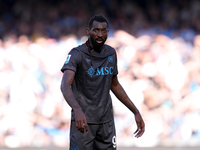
[{"xmin": 88, "ymin": 15, "xmax": 109, "ymax": 29}]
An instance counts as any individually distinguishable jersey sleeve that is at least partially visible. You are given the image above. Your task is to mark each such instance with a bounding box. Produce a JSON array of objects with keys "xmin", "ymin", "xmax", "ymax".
[
  {"xmin": 113, "ymin": 50, "xmax": 118, "ymax": 76},
  {"xmin": 61, "ymin": 48, "xmax": 80, "ymax": 73}
]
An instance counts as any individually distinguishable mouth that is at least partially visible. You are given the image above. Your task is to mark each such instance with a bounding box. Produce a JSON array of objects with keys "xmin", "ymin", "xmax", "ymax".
[{"xmin": 96, "ymin": 39, "xmax": 103, "ymax": 43}]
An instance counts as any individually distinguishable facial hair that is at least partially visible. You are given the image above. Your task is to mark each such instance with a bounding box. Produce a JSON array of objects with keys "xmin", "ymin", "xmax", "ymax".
[{"xmin": 89, "ymin": 36, "xmax": 107, "ymax": 50}]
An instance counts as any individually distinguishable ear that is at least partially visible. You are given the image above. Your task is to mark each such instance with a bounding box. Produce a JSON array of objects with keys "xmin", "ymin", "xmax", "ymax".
[{"xmin": 87, "ymin": 28, "xmax": 90, "ymax": 36}]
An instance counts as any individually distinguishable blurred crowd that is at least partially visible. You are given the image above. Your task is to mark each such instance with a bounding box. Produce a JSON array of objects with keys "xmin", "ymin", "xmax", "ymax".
[
  {"xmin": 0, "ymin": 0, "xmax": 200, "ymax": 42},
  {"xmin": 0, "ymin": 0, "xmax": 200, "ymax": 148}
]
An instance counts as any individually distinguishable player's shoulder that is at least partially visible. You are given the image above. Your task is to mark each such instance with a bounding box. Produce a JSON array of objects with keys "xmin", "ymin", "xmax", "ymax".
[
  {"xmin": 104, "ymin": 44, "xmax": 115, "ymax": 50},
  {"xmin": 104, "ymin": 44, "xmax": 116, "ymax": 55},
  {"xmin": 71, "ymin": 43, "xmax": 88, "ymax": 54}
]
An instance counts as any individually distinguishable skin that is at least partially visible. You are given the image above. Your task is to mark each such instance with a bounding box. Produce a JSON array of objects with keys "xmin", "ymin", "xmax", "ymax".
[
  {"xmin": 111, "ymin": 75, "xmax": 145, "ymax": 138},
  {"xmin": 87, "ymin": 21, "xmax": 108, "ymax": 52},
  {"xmin": 61, "ymin": 70, "xmax": 88, "ymax": 133},
  {"xmin": 60, "ymin": 21, "xmax": 145, "ymax": 137}
]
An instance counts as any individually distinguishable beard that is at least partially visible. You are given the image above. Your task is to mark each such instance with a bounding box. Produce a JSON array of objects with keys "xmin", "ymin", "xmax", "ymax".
[{"xmin": 89, "ymin": 36, "xmax": 107, "ymax": 48}]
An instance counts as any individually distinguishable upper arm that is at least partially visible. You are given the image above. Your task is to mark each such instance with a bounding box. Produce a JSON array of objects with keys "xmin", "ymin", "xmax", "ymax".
[
  {"xmin": 61, "ymin": 48, "xmax": 80, "ymax": 73},
  {"xmin": 111, "ymin": 75, "xmax": 119, "ymax": 90},
  {"xmin": 61, "ymin": 70, "xmax": 75, "ymax": 89}
]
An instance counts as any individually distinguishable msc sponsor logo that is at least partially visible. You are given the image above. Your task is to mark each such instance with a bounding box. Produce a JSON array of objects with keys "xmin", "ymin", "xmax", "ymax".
[
  {"xmin": 96, "ymin": 67, "xmax": 113, "ymax": 75},
  {"xmin": 87, "ymin": 67, "xmax": 95, "ymax": 77},
  {"xmin": 87, "ymin": 66, "xmax": 114, "ymax": 77}
]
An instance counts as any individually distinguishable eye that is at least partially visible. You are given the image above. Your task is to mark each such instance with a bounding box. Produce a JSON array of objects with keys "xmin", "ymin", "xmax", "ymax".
[
  {"xmin": 102, "ymin": 29, "xmax": 107, "ymax": 34},
  {"xmin": 93, "ymin": 29, "xmax": 98, "ymax": 33}
]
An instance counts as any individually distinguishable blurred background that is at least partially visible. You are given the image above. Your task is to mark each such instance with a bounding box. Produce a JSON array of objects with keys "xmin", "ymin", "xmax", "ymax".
[{"xmin": 0, "ymin": 0, "xmax": 200, "ymax": 149}]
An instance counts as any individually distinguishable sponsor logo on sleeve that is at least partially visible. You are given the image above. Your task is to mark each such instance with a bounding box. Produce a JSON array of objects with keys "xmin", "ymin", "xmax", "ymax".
[{"xmin": 65, "ymin": 55, "xmax": 71, "ymax": 64}]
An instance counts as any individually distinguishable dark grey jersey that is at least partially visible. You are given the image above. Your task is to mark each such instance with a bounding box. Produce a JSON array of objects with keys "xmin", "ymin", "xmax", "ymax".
[{"xmin": 61, "ymin": 43, "xmax": 118, "ymax": 124}]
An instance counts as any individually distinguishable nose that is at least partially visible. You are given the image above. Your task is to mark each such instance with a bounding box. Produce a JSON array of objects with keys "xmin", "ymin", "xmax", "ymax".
[{"xmin": 97, "ymin": 31, "xmax": 103, "ymax": 37}]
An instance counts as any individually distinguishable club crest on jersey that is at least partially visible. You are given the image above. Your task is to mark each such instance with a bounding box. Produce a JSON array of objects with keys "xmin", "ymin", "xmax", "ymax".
[
  {"xmin": 65, "ymin": 55, "xmax": 71, "ymax": 64},
  {"xmin": 108, "ymin": 56, "xmax": 113, "ymax": 62}
]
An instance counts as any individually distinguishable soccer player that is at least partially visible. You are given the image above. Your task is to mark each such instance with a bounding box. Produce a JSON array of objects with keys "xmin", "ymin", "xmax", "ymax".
[{"xmin": 60, "ymin": 15, "xmax": 145, "ymax": 150}]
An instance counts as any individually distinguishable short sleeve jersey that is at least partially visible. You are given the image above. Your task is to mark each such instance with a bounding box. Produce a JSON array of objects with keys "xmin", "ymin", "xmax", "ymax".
[{"xmin": 61, "ymin": 43, "xmax": 118, "ymax": 124}]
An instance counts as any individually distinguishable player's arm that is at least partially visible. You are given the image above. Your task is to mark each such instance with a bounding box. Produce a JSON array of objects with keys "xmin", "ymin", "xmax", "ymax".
[
  {"xmin": 111, "ymin": 75, "xmax": 145, "ymax": 138},
  {"xmin": 60, "ymin": 69, "xmax": 88, "ymax": 133}
]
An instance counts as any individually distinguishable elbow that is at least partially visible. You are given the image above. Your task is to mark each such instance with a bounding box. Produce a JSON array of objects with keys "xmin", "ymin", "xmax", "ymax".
[
  {"xmin": 111, "ymin": 84, "xmax": 117, "ymax": 93},
  {"xmin": 60, "ymin": 81, "xmax": 71, "ymax": 94}
]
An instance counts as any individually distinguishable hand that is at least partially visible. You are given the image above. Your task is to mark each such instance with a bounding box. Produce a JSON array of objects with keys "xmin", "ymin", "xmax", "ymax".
[
  {"xmin": 74, "ymin": 108, "xmax": 88, "ymax": 133},
  {"xmin": 134, "ymin": 113, "xmax": 145, "ymax": 138}
]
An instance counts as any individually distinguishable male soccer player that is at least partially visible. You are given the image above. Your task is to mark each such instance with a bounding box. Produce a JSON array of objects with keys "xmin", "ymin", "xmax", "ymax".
[{"xmin": 60, "ymin": 15, "xmax": 145, "ymax": 150}]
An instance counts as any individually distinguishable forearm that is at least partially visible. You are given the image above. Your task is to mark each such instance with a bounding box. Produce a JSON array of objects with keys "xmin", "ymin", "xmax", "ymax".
[
  {"xmin": 61, "ymin": 83, "xmax": 81, "ymax": 111},
  {"xmin": 60, "ymin": 70, "xmax": 88, "ymax": 133},
  {"xmin": 111, "ymin": 76, "xmax": 145, "ymax": 137}
]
